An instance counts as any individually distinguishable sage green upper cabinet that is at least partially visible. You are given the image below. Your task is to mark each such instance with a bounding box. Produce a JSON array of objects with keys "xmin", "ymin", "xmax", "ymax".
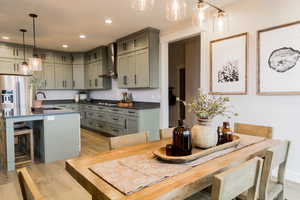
[
  {"xmin": 116, "ymin": 27, "xmax": 159, "ymax": 89},
  {"xmin": 54, "ymin": 52, "xmax": 72, "ymax": 64},
  {"xmin": 84, "ymin": 46, "xmax": 111, "ymax": 90},
  {"xmin": 0, "ymin": 43, "xmax": 23, "ymax": 59},
  {"xmin": 43, "ymin": 63, "xmax": 55, "ymax": 89},
  {"xmin": 0, "ymin": 58, "xmax": 21, "ymax": 74},
  {"xmin": 72, "ymin": 53, "xmax": 85, "ymax": 90},
  {"xmin": 135, "ymin": 49, "xmax": 150, "ymax": 87},
  {"xmin": 55, "ymin": 64, "xmax": 73, "ymax": 89}
]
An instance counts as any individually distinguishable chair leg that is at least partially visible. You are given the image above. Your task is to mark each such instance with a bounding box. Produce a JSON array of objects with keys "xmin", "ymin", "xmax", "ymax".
[{"xmin": 276, "ymin": 191, "xmax": 284, "ymax": 200}]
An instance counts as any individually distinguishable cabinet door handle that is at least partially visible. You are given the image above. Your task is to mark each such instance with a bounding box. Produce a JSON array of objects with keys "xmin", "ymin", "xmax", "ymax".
[
  {"xmin": 125, "ymin": 119, "xmax": 127, "ymax": 129},
  {"xmin": 13, "ymin": 49, "xmax": 15, "ymax": 56},
  {"xmin": 112, "ymin": 118, "xmax": 119, "ymax": 121},
  {"xmin": 95, "ymin": 79, "xmax": 98, "ymax": 87},
  {"xmin": 134, "ymin": 74, "xmax": 137, "ymax": 85},
  {"xmin": 16, "ymin": 49, "xmax": 19, "ymax": 56}
]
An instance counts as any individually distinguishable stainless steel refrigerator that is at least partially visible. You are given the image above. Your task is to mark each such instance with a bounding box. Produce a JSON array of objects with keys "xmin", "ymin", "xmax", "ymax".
[{"xmin": 0, "ymin": 74, "xmax": 32, "ymax": 116}]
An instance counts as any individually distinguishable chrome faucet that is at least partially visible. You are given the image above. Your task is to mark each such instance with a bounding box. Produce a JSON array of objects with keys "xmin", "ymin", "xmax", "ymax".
[{"xmin": 35, "ymin": 91, "xmax": 46, "ymax": 100}]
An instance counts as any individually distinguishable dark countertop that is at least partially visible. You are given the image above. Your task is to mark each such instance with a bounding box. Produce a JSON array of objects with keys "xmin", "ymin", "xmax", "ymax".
[
  {"xmin": 43, "ymin": 99, "xmax": 160, "ymax": 110},
  {"xmin": 1, "ymin": 108, "xmax": 79, "ymax": 119}
]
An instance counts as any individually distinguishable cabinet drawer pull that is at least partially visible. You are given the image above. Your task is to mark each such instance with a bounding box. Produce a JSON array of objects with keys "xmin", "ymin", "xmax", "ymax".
[
  {"xmin": 112, "ymin": 118, "xmax": 119, "ymax": 121},
  {"xmin": 98, "ymin": 115, "xmax": 103, "ymax": 118},
  {"xmin": 128, "ymin": 111, "xmax": 136, "ymax": 114}
]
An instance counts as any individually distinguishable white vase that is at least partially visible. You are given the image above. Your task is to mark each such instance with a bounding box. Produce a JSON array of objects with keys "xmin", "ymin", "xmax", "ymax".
[{"xmin": 191, "ymin": 119, "xmax": 218, "ymax": 149}]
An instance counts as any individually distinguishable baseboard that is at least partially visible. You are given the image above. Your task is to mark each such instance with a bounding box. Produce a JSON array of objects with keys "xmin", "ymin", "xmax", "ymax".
[{"xmin": 285, "ymin": 169, "xmax": 300, "ymax": 183}]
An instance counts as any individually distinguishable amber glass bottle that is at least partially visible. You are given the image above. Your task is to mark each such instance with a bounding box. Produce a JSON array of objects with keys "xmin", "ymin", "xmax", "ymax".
[
  {"xmin": 222, "ymin": 122, "xmax": 232, "ymax": 143},
  {"xmin": 173, "ymin": 120, "xmax": 192, "ymax": 156}
]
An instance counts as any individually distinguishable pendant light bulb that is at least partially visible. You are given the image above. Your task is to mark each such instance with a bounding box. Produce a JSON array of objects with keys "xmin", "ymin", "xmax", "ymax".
[
  {"xmin": 19, "ymin": 29, "xmax": 31, "ymax": 75},
  {"xmin": 166, "ymin": 0, "xmax": 187, "ymax": 22},
  {"xmin": 28, "ymin": 13, "xmax": 42, "ymax": 71},
  {"xmin": 132, "ymin": 0, "xmax": 154, "ymax": 11},
  {"xmin": 214, "ymin": 10, "xmax": 228, "ymax": 33},
  {"xmin": 192, "ymin": 0, "xmax": 208, "ymax": 29}
]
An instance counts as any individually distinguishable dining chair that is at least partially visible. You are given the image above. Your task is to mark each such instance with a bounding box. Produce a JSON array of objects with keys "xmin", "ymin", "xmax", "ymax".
[
  {"xmin": 17, "ymin": 167, "xmax": 44, "ymax": 200},
  {"xmin": 109, "ymin": 131, "xmax": 149, "ymax": 150},
  {"xmin": 159, "ymin": 127, "xmax": 175, "ymax": 140},
  {"xmin": 187, "ymin": 157, "xmax": 263, "ymax": 200},
  {"xmin": 234, "ymin": 123, "xmax": 273, "ymax": 139},
  {"xmin": 258, "ymin": 140, "xmax": 290, "ymax": 200}
]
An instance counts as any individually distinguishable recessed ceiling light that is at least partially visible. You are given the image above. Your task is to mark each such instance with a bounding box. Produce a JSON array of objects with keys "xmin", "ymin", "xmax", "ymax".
[
  {"xmin": 2, "ymin": 36, "xmax": 9, "ymax": 40},
  {"xmin": 79, "ymin": 34, "xmax": 86, "ymax": 39},
  {"xmin": 105, "ymin": 19, "xmax": 113, "ymax": 24},
  {"xmin": 62, "ymin": 44, "xmax": 68, "ymax": 48}
]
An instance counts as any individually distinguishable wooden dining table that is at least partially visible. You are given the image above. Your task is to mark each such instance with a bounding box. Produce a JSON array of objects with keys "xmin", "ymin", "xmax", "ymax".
[{"xmin": 65, "ymin": 137, "xmax": 281, "ymax": 200}]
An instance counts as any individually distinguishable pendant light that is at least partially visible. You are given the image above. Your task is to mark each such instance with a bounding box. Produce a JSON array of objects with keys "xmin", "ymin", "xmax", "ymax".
[
  {"xmin": 192, "ymin": 0, "xmax": 208, "ymax": 28},
  {"xmin": 132, "ymin": 0, "xmax": 154, "ymax": 11},
  {"xmin": 19, "ymin": 29, "xmax": 30, "ymax": 75},
  {"xmin": 213, "ymin": 10, "xmax": 228, "ymax": 33},
  {"xmin": 28, "ymin": 13, "xmax": 42, "ymax": 71},
  {"xmin": 166, "ymin": 0, "xmax": 187, "ymax": 22}
]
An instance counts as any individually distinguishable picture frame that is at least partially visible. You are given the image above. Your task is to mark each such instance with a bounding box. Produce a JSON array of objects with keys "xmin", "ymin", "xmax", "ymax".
[
  {"xmin": 257, "ymin": 21, "xmax": 300, "ymax": 95},
  {"xmin": 209, "ymin": 32, "xmax": 248, "ymax": 95}
]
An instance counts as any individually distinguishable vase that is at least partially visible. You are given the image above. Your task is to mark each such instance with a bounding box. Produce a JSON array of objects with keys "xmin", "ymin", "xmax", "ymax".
[{"xmin": 191, "ymin": 118, "xmax": 218, "ymax": 149}]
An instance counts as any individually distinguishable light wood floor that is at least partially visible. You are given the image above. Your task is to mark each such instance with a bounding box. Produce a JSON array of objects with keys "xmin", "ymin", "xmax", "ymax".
[{"xmin": 0, "ymin": 129, "xmax": 299, "ymax": 200}]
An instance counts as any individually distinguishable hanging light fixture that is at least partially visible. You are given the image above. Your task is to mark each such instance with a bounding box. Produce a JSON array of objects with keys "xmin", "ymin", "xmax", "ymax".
[
  {"xmin": 132, "ymin": 0, "xmax": 154, "ymax": 11},
  {"xmin": 166, "ymin": 0, "xmax": 187, "ymax": 22},
  {"xmin": 28, "ymin": 13, "xmax": 42, "ymax": 71},
  {"xmin": 19, "ymin": 29, "xmax": 30, "ymax": 75},
  {"xmin": 213, "ymin": 10, "xmax": 228, "ymax": 33},
  {"xmin": 192, "ymin": 0, "xmax": 209, "ymax": 28}
]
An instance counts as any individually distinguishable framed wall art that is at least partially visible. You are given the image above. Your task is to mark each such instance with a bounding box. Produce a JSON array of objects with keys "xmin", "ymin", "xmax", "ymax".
[
  {"xmin": 210, "ymin": 32, "xmax": 248, "ymax": 95},
  {"xmin": 258, "ymin": 21, "xmax": 300, "ymax": 95}
]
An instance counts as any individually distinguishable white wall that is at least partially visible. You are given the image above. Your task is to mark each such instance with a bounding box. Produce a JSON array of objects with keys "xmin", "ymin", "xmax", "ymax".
[
  {"xmin": 42, "ymin": 80, "xmax": 160, "ymax": 102},
  {"xmin": 160, "ymin": 0, "xmax": 300, "ymax": 183},
  {"xmin": 89, "ymin": 79, "xmax": 160, "ymax": 102}
]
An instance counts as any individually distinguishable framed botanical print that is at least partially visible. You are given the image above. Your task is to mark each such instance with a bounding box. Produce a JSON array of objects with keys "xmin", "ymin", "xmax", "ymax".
[
  {"xmin": 258, "ymin": 21, "xmax": 300, "ymax": 95},
  {"xmin": 210, "ymin": 32, "xmax": 248, "ymax": 95}
]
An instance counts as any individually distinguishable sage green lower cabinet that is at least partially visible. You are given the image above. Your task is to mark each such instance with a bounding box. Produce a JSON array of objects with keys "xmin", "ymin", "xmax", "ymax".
[
  {"xmin": 81, "ymin": 104, "xmax": 160, "ymax": 141},
  {"xmin": 42, "ymin": 114, "xmax": 80, "ymax": 163}
]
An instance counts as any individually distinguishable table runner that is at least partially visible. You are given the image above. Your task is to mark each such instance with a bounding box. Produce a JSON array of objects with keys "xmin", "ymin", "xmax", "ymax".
[{"xmin": 89, "ymin": 134, "xmax": 265, "ymax": 195}]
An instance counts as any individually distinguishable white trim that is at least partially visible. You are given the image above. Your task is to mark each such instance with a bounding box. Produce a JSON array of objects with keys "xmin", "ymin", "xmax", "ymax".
[
  {"xmin": 286, "ymin": 169, "xmax": 300, "ymax": 183},
  {"xmin": 159, "ymin": 26, "xmax": 203, "ymax": 128}
]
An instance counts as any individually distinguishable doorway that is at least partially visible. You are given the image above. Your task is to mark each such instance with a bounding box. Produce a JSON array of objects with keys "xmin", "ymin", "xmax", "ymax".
[{"xmin": 168, "ymin": 35, "xmax": 201, "ymax": 127}]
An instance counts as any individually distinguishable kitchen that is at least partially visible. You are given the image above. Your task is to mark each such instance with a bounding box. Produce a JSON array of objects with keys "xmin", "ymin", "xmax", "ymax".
[{"xmin": 1, "ymin": 0, "xmax": 300, "ymax": 200}]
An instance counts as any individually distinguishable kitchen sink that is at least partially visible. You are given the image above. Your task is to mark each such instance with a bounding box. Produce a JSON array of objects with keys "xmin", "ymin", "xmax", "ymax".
[{"xmin": 32, "ymin": 107, "xmax": 61, "ymax": 112}]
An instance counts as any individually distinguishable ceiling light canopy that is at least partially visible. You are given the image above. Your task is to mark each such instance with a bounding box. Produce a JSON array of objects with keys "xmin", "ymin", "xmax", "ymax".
[
  {"xmin": 28, "ymin": 13, "xmax": 42, "ymax": 72},
  {"xmin": 2, "ymin": 36, "xmax": 9, "ymax": 40},
  {"xmin": 131, "ymin": 0, "xmax": 155, "ymax": 11},
  {"xmin": 105, "ymin": 19, "xmax": 113, "ymax": 24}
]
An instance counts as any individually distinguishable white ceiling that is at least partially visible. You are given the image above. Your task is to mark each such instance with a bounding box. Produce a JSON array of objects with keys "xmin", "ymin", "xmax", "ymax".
[{"xmin": 0, "ymin": 0, "xmax": 238, "ymax": 52}]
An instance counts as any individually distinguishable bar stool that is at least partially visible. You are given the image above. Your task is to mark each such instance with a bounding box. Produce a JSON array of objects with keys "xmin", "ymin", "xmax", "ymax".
[{"xmin": 14, "ymin": 127, "xmax": 34, "ymax": 167}]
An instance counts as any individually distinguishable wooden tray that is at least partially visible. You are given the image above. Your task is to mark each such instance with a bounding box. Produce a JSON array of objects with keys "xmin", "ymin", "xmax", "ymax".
[{"xmin": 153, "ymin": 135, "xmax": 240, "ymax": 163}]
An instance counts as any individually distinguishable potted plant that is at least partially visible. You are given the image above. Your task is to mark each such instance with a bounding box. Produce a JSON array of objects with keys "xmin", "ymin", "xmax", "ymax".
[{"xmin": 178, "ymin": 89, "xmax": 237, "ymax": 149}]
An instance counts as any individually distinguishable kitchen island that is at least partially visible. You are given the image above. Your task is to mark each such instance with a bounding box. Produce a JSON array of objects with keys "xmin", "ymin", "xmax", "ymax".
[{"xmin": 0, "ymin": 108, "xmax": 80, "ymax": 171}]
